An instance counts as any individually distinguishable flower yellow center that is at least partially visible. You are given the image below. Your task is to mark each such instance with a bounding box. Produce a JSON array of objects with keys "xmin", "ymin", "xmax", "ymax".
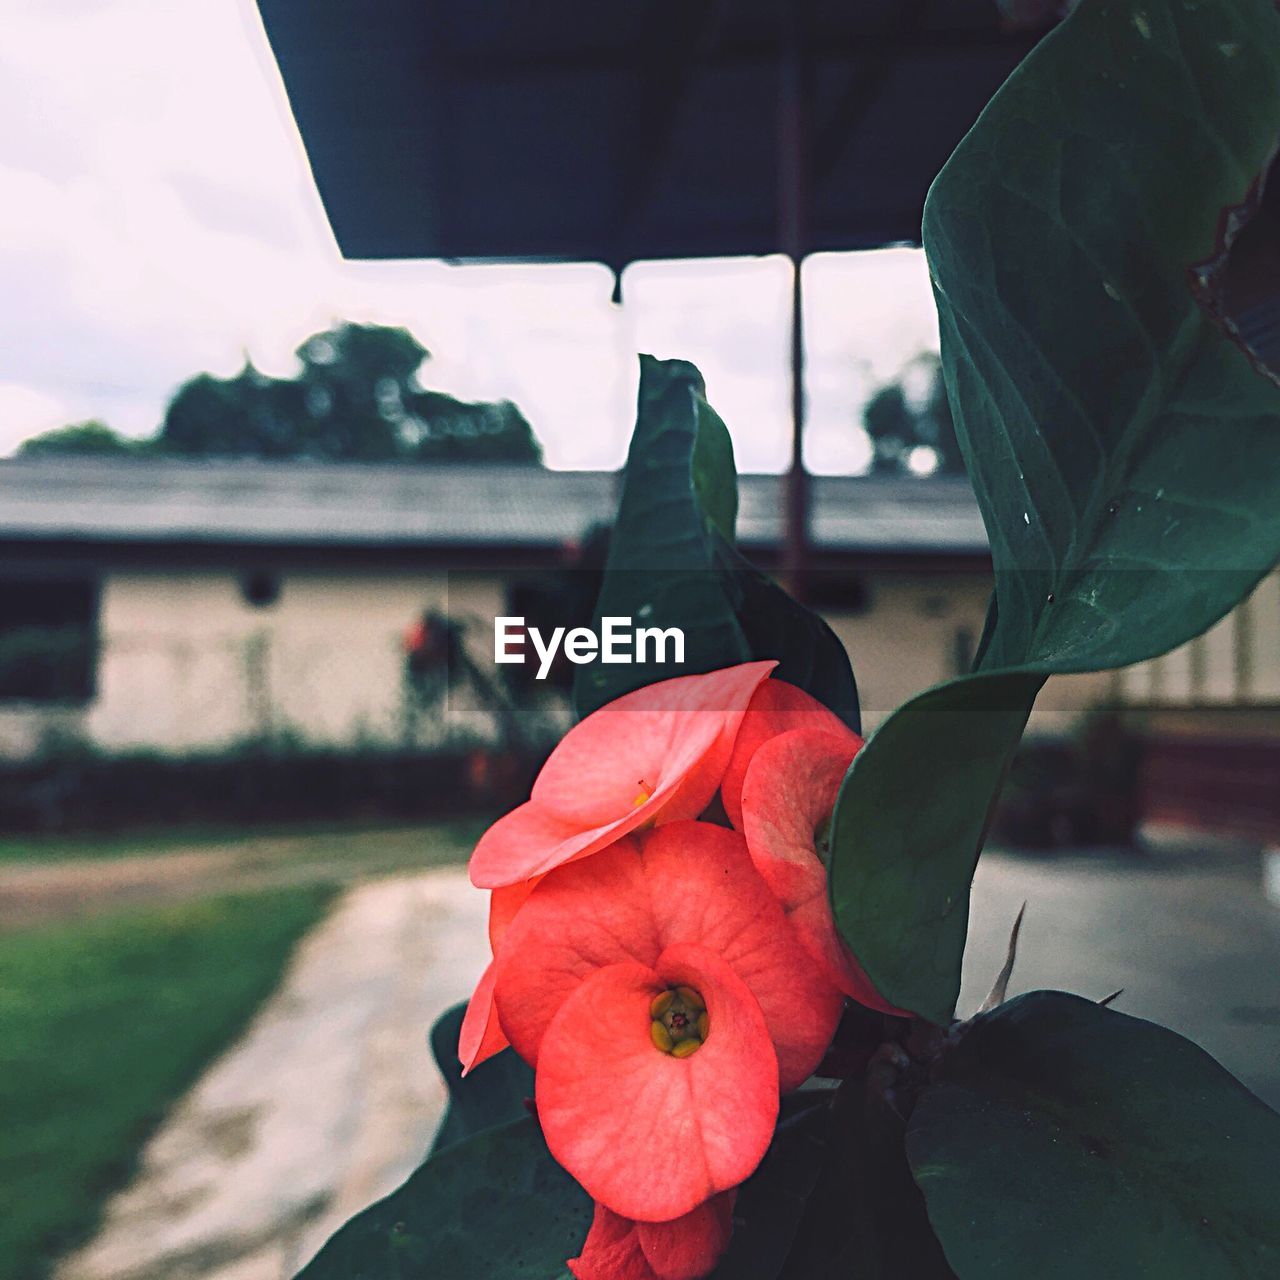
[
  {"xmin": 632, "ymin": 781, "xmax": 654, "ymax": 809},
  {"xmin": 649, "ymin": 986, "xmax": 708, "ymax": 1057}
]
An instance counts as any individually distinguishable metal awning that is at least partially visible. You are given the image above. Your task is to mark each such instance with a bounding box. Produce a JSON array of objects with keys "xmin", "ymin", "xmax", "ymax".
[
  {"xmin": 254, "ymin": 1, "xmax": 1042, "ymax": 266},
  {"xmin": 254, "ymin": 1, "xmax": 1048, "ymax": 593}
]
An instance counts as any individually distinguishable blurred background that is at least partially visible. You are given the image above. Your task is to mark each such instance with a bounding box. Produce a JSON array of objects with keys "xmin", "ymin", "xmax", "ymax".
[{"xmin": 1, "ymin": 2, "xmax": 1277, "ymax": 1280}]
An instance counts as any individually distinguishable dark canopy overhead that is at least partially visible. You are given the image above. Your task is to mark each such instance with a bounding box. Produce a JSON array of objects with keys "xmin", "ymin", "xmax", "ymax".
[{"xmin": 256, "ymin": 1, "xmax": 1041, "ymax": 265}]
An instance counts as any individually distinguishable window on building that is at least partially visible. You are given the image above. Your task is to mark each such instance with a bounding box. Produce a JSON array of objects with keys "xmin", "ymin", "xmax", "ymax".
[
  {"xmin": 0, "ymin": 578, "xmax": 100, "ymax": 703},
  {"xmin": 953, "ymin": 625, "xmax": 976, "ymax": 676},
  {"xmin": 240, "ymin": 570, "xmax": 282, "ymax": 608},
  {"xmin": 806, "ymin": 573, "xmax": 871, "ymax": 615}
]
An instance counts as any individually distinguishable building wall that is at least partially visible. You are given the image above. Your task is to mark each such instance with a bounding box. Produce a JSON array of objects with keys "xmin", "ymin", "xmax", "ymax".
[
  {"xmin": 827, "ymin": 571, "xmax": 1112, "ymax": 735},
  {"xmin": 826, "ymin": 573, "xmax": 986, "ymax": 730},
  {"xmin": 7, "ymin": 562, "xmax": 1272, "ymax": 759},
  {"xmin": 1116, "ymin": 569, "xmax": 1280, "ymax": 710},
  {"xmin": 834, "ymin": 567, "xmax": 1280, "ymax": 738},
  {"xmin": 80, "ymin": 568, "xmax": 506, "ymax": 753}
]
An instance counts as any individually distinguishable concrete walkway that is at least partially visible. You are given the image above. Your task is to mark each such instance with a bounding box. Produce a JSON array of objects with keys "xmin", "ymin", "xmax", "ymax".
[
  {"xmin": 55, "ymin": 869, "xmax": 489, "ymax": 1280},
  {"xmin": 52, "ymin": 842, "xmax": 1280, "ymax": 1280},
  {"xmin": 961, "ymin": 845, "xmax": 1280, "ymax": 1111}
]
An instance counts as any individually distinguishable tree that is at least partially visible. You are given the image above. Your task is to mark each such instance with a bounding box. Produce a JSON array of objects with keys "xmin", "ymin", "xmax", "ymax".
[
  {"xmin": 293, "ymin": 321, "xmax": 428, "ymax": 461},
  {"xmin": 862, "ymin": 354, "xmax": 964, "ymax": 477},
  {"xmin": 153, "ymin": 321, "xmax": 544, "ymax": 465},
  {"xmin": 18, "ymin": 420, "xmax": 147, "ymax": 458},
  {"xmin": 160, "ymin": 364, "xmax": 305, "ymax": 458},
  {"xmin": 409, "ymin": 392, "xmax": 542, "ymax": 464}
]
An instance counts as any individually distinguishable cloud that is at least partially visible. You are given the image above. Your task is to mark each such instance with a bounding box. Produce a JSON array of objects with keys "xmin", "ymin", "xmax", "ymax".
[
  {"xmin": 0, "ymin": 0, "xmax": 938, "ymax": 471},
  {"xmin": 0, "ymin": 383, "xmax": 69, "ymax": 455}
]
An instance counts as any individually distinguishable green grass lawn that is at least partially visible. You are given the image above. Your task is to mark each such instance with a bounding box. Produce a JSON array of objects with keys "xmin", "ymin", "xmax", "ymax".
[
  {"xmin": 0, "ymin": 887, "xmax": 335, "ymax": 1280},
  {"xmin": 0, "ymin": 817, "xmax": 489, "ymax": 866}
]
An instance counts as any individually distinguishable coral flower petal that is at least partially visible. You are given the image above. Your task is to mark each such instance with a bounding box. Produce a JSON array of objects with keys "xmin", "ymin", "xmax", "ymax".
[
  {"xmin": 721, "ymin": 679, "xmax": 859, "ymax": 831},
  {"xmin": 493, "ymin": 834, "xmax": 655, "ymax": 1065},
  {"xmin": 636, "ymin": 824, "xmax": 843, "ymax": 1089},
  {"xmin": 469, "ymin": 804, "xmax": 604, "ymax": 890},
  {"xmin": 740, "ymin": 727, "xmax": 903, "ymax": 1015},
  {"xmin": 636, "ymin": 1193, "xmax": 735, "ymax": 1280},
  {"xmin": 493, "ymin": 823, "xmax": 842, "ymax": 1086},
  {"xmin": 458, "ymin": 880, "xmax": 540, "ymax": 1073},
  {"xmin": 469, "ymin": 662, "xmax": 775, "ymax": 889},
  {"xmin": 569, "ymin": 1194, "xmax": 736, "ymax": 1280},
  {"xmin": 489, "ymin": 878, "xmax": 537, "ymax": 951},
  {"xmin": 536, "ymin": 946, "xmax": 777, "ymax": 1223},
  {"xmin": 567, "ymin": 1204, "xmax": 657, "ymax": 1280},
  {"xmin": 457, "ymin": 960, "xmax": 508, "ymax": 1074}
]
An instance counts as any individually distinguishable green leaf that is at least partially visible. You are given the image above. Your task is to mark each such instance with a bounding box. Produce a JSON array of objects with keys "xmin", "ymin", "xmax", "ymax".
[
  {"xmin": 830, "ymin": 0, "xmax": 1280, "ymax": 1023},
  {"xmin": 427, "ymin": 1002, "xmax": 534, "ymax": 1156},
  {"xmin": 829, "ymin": 672, "xmax": 1041, "ymax": 1026},
  {"xmin": 906, "ymin": 991, "xmax": 1280, "ymax": 1279},
  {"xmin": 931, "ymin": 0, "xmax": 1280, "ymax": 674},
  {"xmin": 716, "ymin": 542, "xmax": 861, "ymax": 735},
  {"xmin": 692, "ymin": 395, "xmax": 738, "ymax": 543},
  {"xmin": 776, "ymin": 1081, "xmax": 954, "ymax": 1280},
  {"xmin": 297, "ymin": 1118, "xmax": 590, "ymax": 1279},
  {"xmin": 575, "ymin": 356, "xmax": 858, "ymax": 729},
  {"xmin": 573, "ymin": 356, "xmax": 748, "ymax": 718},
  {"xmin": 709, "ymin": 1091, "xmax": 833, "ymax": 1280}
]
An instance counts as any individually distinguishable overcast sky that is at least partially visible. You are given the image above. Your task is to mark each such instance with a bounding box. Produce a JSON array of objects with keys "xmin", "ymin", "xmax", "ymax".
[{"xmin": 0, "ymin": 0, "xmax": 941, "ymax": 473}]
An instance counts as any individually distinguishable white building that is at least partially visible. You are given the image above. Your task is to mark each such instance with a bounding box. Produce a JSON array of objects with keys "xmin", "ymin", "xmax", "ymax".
[{"xmin": 0, "ymin": 456, "xmax": 1274, "ymax": 834}]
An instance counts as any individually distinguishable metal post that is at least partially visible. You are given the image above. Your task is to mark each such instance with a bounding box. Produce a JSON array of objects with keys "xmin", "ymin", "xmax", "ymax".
[{"xmin": 779, "ymin": 1, "xmax": 812, "ymax": 600}]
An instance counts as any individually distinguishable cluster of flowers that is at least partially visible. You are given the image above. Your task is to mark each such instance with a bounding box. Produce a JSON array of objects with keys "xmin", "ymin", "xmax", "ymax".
[{"xmin": 460, "ymin": 661, "xmax": 896, "ymax": 1280}]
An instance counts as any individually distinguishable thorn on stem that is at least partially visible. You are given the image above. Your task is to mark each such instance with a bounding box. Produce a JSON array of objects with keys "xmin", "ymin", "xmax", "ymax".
[{"xmin": 978, "ymin": 901, "xmax": 1027, "ymax": 1014}]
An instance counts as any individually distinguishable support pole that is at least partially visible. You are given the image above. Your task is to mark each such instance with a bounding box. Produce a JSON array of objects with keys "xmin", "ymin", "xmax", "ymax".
[{"xmin": 779, "ymin": 1, "xmax": 812, "ymax": 600}]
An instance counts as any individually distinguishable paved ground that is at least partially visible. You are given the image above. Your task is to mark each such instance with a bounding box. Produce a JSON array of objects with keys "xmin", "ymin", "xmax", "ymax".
[
  {"xmin": 53, "ymin": 870, "xmax": 489, "ymax": 1280},
  {"xmin": 962, "ymin": 841, "xmax": 1280, "ymax": 1110},
  {"xmin": 43, "ymin": 836, "xmax": 1280, "ymax": 1280}
]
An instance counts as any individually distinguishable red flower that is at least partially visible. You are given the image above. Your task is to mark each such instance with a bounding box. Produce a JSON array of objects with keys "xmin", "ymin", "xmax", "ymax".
[
  {"xmin": 458, "ymin": 880, "xmax": 536, "ymax": 1072},
  {"xmin": 468, "ymin": 662, "xmax": 775, "ymax": 890},
  {"xmin": 739, "ymin": 727, "xmax": 902, "ymax": 1015},
  {"xmin": 569, "ymin": 1193, "xmax": 735, "ymax": 1280},
  {"xmin": 719, "ymin": 678, "xmax": 859, "ymax": 830},
  {"xmin": 490, "ymin": 822, "xmax": 842, "ymax": 1221}
]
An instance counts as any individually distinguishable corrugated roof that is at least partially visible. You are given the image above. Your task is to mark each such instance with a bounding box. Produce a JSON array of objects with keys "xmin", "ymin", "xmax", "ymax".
[{"xmin": 0, "ymin": 458, "xmax": 988, "ymax": 556}]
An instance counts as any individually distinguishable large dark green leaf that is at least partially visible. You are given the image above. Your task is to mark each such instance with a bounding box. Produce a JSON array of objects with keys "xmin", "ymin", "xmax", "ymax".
[
  {"xmin": 830, "ymin": 0, "xmax": 1280, "ymax": 1023},
  {"xmin": 777, "ymin": 1080, "xmax": 954, "ymax": 1280},
  {"xmin": 906, "ymin": 991, "xmax": 1280, "ymax": 1279},
  {"xmin": 829, "ymin": 672, "xmax": 1042, "ymax": 1026},
  {"xmin": 936, "ymin": 0, "xmax": 1280, "ymax": 673},
  {"xmin": 297, "ymin": 1118, "xmax": 589, "ymax": 1279},
  {"xmin": 575, "ymin": 356, "xmax": 858, "ymax": 728},
  {"xmin": 709, "ymin": 1091, "xmax": 833, "ymax": 1280},
  {"xmin": 692, "ymin": 396, "xmax": 738, "ymax": 544},
  {"xmin": 716, "ymin": 540, "xmax": 861, "ymax": 734},
  {"xmin": 427, "ymin": 1002, "xmax": 534, "ymax": 1156},
  {"xmin": 573, "ymin": 356, "xmax": 748, "ymax": 718}
]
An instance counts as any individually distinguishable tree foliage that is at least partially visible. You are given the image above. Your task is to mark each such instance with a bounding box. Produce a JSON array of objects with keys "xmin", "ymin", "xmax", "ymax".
[
  {"xmin": 17, "ymin": 420, "xmax": 149, "ymax": 458},
  {"xmin": 862, "ymin": 355, "xmax": 963, "ymax": 477},
  {"xmin": 159, "ymin": 323, "xmax": 542, "ymax": 464},
  {"xmin": 17, "ymin": 323, "xmax": 542, "ymax": 465}
]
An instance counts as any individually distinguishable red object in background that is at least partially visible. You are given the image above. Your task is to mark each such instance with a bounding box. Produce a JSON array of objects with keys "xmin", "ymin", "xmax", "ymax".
[
  {"xmin": 403, "ymin": 619, "xmax": 428, "ymax": 655},
  {"xmin": 404, "ymin": 612, "xmax": 453, "ymax": 671},
  {"xmin": 1142, "ymin": 735, "xmax": 1280, "ymax": 841},
  {"xmin": 466, "ymin": 748, "xmax": 493, "ymax": 793}
]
